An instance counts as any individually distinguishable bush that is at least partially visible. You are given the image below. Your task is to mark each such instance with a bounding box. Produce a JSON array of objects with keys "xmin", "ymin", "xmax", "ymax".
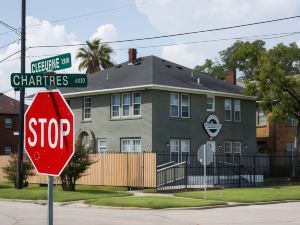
[
  {"xmin": 60, "ymin": 142, "xmax": 94, "ymax": 191},
  {"xmin": 2, "ymin": 154, "xmax": 35, "ymax": 188}
]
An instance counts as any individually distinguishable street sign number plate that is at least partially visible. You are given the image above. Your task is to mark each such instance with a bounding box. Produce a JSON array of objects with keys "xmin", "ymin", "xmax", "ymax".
[
  {"xmin": 11, "ymin": 73, "xmax": 87, "ymax": 88},
  {"xmin": 31, "ymin": 53, "xmax": 72, "ymax": 73}
]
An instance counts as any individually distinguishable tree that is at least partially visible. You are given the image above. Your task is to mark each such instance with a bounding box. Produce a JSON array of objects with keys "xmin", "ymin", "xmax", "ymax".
[
  {"xmin": 193, "ymin": 59, "xmax": 226, "ymax": 80},
  {"xmin": 2, "ymin": 154, "xmax": 35, "ymax": 188},
  {"xmin": 194, "ymin": 40, "xmax": 266, "ymax": 80},
  {"xmin": 245, "ymin": 42, "xmax": 300, "ymax": 154},
  {"xmin": 76, "ymin": 38, "xmax": 114, "ymax": 74},
  {"xmin": 60, "ymin": 142, "xmax": 94, "ymax": 191}
]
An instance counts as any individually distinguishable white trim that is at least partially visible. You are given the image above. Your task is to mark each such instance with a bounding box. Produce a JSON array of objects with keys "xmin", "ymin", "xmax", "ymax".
[
  {"xmin": 83, "ymin": 97, "xmax": 92, "ymax": 121},
  {"xmin": 233, "ymin": 141, "xmax": 242, "ymax": 154},
  {"xmin": 233, "ymin": 99, "xmax": 241, "ymax": 122},
  {"xmin": 224, "ymin": 141, "xmax": 232, "ymax": 154},
  {"xmin": 59, "ymin": 84, "xmax": 257, "ymax": 100},
  {"xmin": 170, "ymin": 93, "xmax": 179, "ymax": 118},
  {"xmin": 132, "ymin": 92, "xmax": 141, "ymax": 117},
  {"xmin": 121, "ymin": 93, "xmax": 131, "ymax": 118},
  {"xmin": 181, "ymin": 94, "xmax": 190, "ymax": 118},
  {"xmin": 111, "ymin": 94, "xmax": 121, "ymax": 118},
  {"xmin": 206, "ymin": 95, "xmax": 215, "ymax": 112},
  {"xmin": 224, "ymin": 99, "xmax": 232, "ymax": 121}
]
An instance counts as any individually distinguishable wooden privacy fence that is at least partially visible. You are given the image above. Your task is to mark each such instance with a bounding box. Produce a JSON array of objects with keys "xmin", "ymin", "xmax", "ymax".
[{"xmin": 0, "ymin": 153, "xmax": 157, "ymax": 188}]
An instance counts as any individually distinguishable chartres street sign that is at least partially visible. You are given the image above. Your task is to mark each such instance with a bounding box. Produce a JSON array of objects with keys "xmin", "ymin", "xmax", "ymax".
[
  {"xmin": 31, "ymin": 53, "xmax": 71, "ymax": 73},
  {"xmin": 24, "ymin": 90, "xmax": 74, "ymax": 176},
  {"xmin": 11, "ymin": 73, "xmax": 87, "ymax": 88}
]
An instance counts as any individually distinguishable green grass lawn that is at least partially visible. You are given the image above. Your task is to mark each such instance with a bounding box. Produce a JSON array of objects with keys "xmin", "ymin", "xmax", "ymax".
[
  {"xmin": 0, "ymin": 184, "xmax": 132, "ymax": 202},
  {"xmin": 174, "ymin": 187, "xmax": 300, "ymax": 203},
  {"xmin": 85, "ymin": 196, "xmax": 225, "ymax": 209}
]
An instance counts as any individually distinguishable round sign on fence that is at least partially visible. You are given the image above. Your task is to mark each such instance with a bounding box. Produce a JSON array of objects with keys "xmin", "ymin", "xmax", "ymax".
[{"xmin": 197, "ymin": 144, "xmax": 214, "ymax": 165}]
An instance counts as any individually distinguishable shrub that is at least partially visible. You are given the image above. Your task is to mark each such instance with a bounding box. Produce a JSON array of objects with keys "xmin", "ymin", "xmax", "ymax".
[
  {"xmin": 2, "ymin": 153, "xmax": 35, "ymax": 188},
  {"xmin": 60, "ymin": 142, "xmax": 94, "ymax": 191}
]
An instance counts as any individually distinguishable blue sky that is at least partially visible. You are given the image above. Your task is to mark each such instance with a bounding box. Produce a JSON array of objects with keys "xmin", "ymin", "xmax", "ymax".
[{"xmin": 1, "ymin": 0, "xmax": 300, "ymax": 95}]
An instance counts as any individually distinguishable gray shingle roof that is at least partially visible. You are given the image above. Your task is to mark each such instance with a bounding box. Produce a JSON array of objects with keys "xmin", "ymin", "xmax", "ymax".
[{"xmin": 59, "ymin": 55, "xmax": 246, "ymax": 97}]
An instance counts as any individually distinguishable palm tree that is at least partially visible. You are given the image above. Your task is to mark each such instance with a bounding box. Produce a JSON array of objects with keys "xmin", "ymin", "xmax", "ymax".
[{"xmin": 76, "ymin": 38, "xmax": 114, "ymax": 74}]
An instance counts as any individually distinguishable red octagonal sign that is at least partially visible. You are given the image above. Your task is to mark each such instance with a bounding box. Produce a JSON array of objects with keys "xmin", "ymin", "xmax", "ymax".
[{"xmin": 25, "ymin": 90, "xmax": 74, "ymax": 176}]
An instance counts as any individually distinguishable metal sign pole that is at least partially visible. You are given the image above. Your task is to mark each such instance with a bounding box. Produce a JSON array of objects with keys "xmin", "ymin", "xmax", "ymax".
[
  {"xmin": 204, "ymin": 144, "xmax": 207, "ymax": 200},
  {"xmin": 48, "ymin": 176, "xmax": 53, "ymax": 225}
]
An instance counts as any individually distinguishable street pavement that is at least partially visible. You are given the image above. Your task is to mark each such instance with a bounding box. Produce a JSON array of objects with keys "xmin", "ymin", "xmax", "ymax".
[{"xmin": 0, "ymin": 200, "xmax": 299, "ymax": 225}]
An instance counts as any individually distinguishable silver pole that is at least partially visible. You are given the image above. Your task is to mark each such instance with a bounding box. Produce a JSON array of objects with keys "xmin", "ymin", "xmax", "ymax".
[
  {"xmin": 48, "ymin": 176, "xmax": 53, "ymax": 225},
  {"xmin": 204, "ymin": 144, "xmax": 207, "ymax": 200}
]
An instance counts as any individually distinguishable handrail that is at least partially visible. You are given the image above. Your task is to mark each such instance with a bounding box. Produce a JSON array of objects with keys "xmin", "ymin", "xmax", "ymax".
[
  {"xmin": 157, "ymin": 161, "xmax": 186, "ymax": 172},
  {"xmin": 157, "ymin": 161, "xmax": 175, "ymax": 169}
]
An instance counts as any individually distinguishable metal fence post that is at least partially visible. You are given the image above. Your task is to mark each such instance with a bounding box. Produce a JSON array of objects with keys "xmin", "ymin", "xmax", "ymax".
[
  {"xmin": 185, "ymin": 154, "xmax": 188, "ymax": 190},
  {"xmin": 253, "ymin": 155, "xmax": 256, "ymax": 187},
  {"xmin": 238, "ymin": 155, "xmax": 241, "ymax": 188}
]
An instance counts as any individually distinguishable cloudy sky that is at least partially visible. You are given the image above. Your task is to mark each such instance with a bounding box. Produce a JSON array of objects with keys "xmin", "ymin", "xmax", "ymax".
[{"xmin": 1, "ymin": 0, "xmax": 300, "ymax": 97}]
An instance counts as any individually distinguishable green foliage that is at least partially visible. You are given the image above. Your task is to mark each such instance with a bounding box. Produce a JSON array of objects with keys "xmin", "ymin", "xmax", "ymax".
[
  {"xmin": 76, "ymin": 38, "xmax": 114, "ymax": 74},
  {"xmin": 1, "ymin": 154, "xmax": 35, "ymax": 188},
  {"xmin": 60, "ymin": 142, "xmax": 94, "ymax": 191},
  {"xmin": 193, "ymin": 59, "xmax": 226, "ymax": 79},
  {"xmin": 194, "ymin": 40, "xmax": 266, "ymax": 80}
]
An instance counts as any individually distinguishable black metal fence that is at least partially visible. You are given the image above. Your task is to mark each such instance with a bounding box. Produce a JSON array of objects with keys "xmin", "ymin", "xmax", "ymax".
[{"xmin": 156, "ymin": 153, "xmax": 300, "ymax": 191}]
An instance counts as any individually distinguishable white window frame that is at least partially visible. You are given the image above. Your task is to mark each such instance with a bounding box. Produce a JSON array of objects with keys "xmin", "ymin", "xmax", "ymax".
[
  {"xmin": 4, "ymin": 146, "xmax": 11, "ymax": 154},
  {"xmin": 4, "ymin": 118, "xmax": 12, "ymax": 129},
  {"xmin": 122, "ymin": 93, "xmax": 131, "ymax": 118},
  {"xmin": 170, "ymin": 138, "xmax": 180, "ymax": 162},
  {"xmin": 233, "ymin": 100, "xmax": 241, "ymax": 122},
  {"xmin": 170, "ymin": 93, "xmax": 179, "ymax": 118},
  {"xmin": 180, "ymin": 139, "xmax": 190, "ymax": 164},
  {"xmin": 111, "ymin": 94, "xmax": 121, "ymax": 118},
  {"xmin": 181, "ymin": 94, "xmax": 190, "ymax": 118},
  {"xmin": 257, "ymin": 107, "xmax": 267, "ymax": 126},
  {"xmin": 132, "ymin": 92, "xmax": 141, "ymax": 117},
  {"xmin": 224, "ymin": 99, "xmax": 232, "ymax": 121},
  {"xmin": 97, "ymin": 138, "xmax": 107, "ymax": 153},
  {"xmin": 207, "ymin": 96, "xmax": 215, "ymax": 112},
  {"xmin": 224, "ymin": 141, "xmax": 232, "ymax": 154},
  {"xmin": 121, "ymin": 138, "xmax": 141, "ymax": 152},
  {"xmin": 83, "ymin": 97, "xmax": 92, "ymax": 121},
  {"xmin": 233, "ymin": 141, "xmax": 242, "ymax": 155}
]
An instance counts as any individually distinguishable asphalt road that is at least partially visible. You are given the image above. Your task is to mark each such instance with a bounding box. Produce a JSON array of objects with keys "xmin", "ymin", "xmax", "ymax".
[{"xmin": 0, "ymin": 200, "xmax": 300, "ymax": 225}]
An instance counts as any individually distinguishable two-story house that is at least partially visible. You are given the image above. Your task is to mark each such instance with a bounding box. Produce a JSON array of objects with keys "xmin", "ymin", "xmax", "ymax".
[
  {"xmin": 59, "ymin": 49, "xmax": 257, "ymax": 165},
  {"xmin": 0, "ymin": 94, "xmax": 24, "ymax": 155}
]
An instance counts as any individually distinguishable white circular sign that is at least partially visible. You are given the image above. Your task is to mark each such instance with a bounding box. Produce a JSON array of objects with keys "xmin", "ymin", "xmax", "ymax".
[
  {"xmin": 197, "ymin": 144, "xmax": 214, "ymax": 165},
  {"xmin": 203, "ymin": 115, "xmax": 222, "ymax": 137}
]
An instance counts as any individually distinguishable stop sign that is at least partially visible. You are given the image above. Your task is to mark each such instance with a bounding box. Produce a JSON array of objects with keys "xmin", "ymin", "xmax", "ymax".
[{"xmin": 25, "ymin": 90, "xmax": 74, "ymax": 176}]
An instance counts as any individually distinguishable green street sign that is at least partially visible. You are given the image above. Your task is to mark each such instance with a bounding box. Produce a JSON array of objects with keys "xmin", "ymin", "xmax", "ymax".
[
  {"xmin": 11, "ymin": 73, "xmax": 87, "ymax": 88},
  {"xmin": 31, "ymin": 53, "xmax": 72, "ymax": 73}
]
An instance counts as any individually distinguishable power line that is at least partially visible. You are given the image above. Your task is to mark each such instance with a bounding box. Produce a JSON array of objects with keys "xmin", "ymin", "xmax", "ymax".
[
  {"xmin": 0, "ymin": 0, "xmax": 152, "ymax": 36},
  {"xmin": 0, "ymin": 20, "xmax": 21, "ymax": 35},
  {"xmin": 24, "ymin": 15, "xmax": 300, "ymax": 50},
  {"xmin": 0, "ymin": 50, "xmax": 22, "ymax": 63},
  {"xmin": 1, "ymin": 30, "xmax": 299, "ymax": 64},
  {"xmin": 0, "ymin": 39, "xmax": 20, "ymax": 50}
]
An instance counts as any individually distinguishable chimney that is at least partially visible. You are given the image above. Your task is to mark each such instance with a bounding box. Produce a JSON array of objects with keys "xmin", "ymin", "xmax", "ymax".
[
  {"xmin": 225, "ymin": 68, "xmax": 236, "ymax": 85},
  {"xmin": 128, "ymin": 48, "xmax": 137, "ymax": 65}
]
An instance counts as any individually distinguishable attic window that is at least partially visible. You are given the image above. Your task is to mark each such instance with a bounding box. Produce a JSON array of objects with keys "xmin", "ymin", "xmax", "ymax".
[
  {"xmin": 115, "ymin": 64, "xmax": 122, "ymax": 68},
  {"xmin": 165, "ymin": 64, "xmax": 172, "ymax": 68},
  {"xmin": 176, "ymin": 66, "xmax": 183, "ymax": 70},
  {"xmin": 133, "ymin": 58, "xmax": 142, "ymax": 65}
]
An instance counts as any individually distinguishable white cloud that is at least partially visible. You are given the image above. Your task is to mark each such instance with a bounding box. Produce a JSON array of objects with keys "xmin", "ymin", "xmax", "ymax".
[
  {"xmin": 136, "ymin": 0, "xmax": 300, "ymax": 67},
  {"xmin": 90, "ymin": 24, "xmax": 117, "ymax": 42},
  {"xmin": 0, "ymin": 17, "xmax": 119, "ymax": 99}
]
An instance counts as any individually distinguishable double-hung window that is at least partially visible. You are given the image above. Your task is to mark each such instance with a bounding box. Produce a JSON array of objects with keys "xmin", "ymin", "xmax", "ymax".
[
  {"xmin": 170, "ymin": 138, "xmax": 190, "ymax": 164},
  {"xmin": 132, "ymin": 92, "xmax": 141, "ymax": 116},
  {"xmin": 4, "ymin": 146, "xmax": 11, "ymax": 154},
  {"xmin": 170, "ymin": 93, "xmax": 179, "ymax": 117},
  {"xmin": 224, "ymin": 99, "xmax": 232, "ymax": 121},
  {"xmin": 97, "ymin": 139, "xmax": 107, "ymax": 152},
  {"xmin": 83, "ymin": 97, "xmax": 92, "ymax": 120},
  {"xmin": 121, "ymin": 138, "xmax": 141, "ymax": 152},
  {"xmin": 4, "ymin": 118, "xmax": 12, "ymax": 129},
  {"xmin": 233, "ymin": 100, "xmax": 241, "ymax": 122},
  {"xmin": 286, "ymin": 116, "xmax": 297, "ymax": 127},
  {"xmin": 224, "ymin": 141, "xmax": 232, "ymax": 154},
  {"xmin": 181, "ymin": 94, "xmax": 190, "ymax": 118},
  {"xmin": 112, "ymin": 94, "xmax": 121, "ymax": 118},
  {"xmin": 233, "ymin": 142, "xmax": 242, "ymax": 155},
  {"xmin": 256, "ymin": 107, "xmax": 266, "ymax": 126},
  {"xmin": 207, "ymin": 96, "xmax": 215, "ymax": 111},
  {"xmin": 122, "ymin": 93, "xmax": 131, "ymax": 117}
]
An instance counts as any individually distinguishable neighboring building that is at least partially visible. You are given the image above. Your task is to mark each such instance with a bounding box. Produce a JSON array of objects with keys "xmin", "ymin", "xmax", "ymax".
[
  {"xmin": 0, "ymin": 94, "xmax": 24, "ymax": 155},
  {"xmin": 60, "ymin": 49, "xmax": 257, "ymax": 165},
  {"xmin": 256, "ymin": 109, "xmax": 298, "ymax": 155}
]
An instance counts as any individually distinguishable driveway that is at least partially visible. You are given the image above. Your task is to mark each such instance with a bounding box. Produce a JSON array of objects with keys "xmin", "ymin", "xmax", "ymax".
[{"xmin": 0, "ymin": 200, "xmax": 299, "ymax": 225}]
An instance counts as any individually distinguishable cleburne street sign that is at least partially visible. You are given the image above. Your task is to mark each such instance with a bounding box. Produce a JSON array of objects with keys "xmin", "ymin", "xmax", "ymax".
[
  {"xmin": 11, "ymin": 73, "xmax": 87, "ymax": 88},
  {"xmin": 31, "ymin": 53, "xmax": 71, "ymax": 73}
]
